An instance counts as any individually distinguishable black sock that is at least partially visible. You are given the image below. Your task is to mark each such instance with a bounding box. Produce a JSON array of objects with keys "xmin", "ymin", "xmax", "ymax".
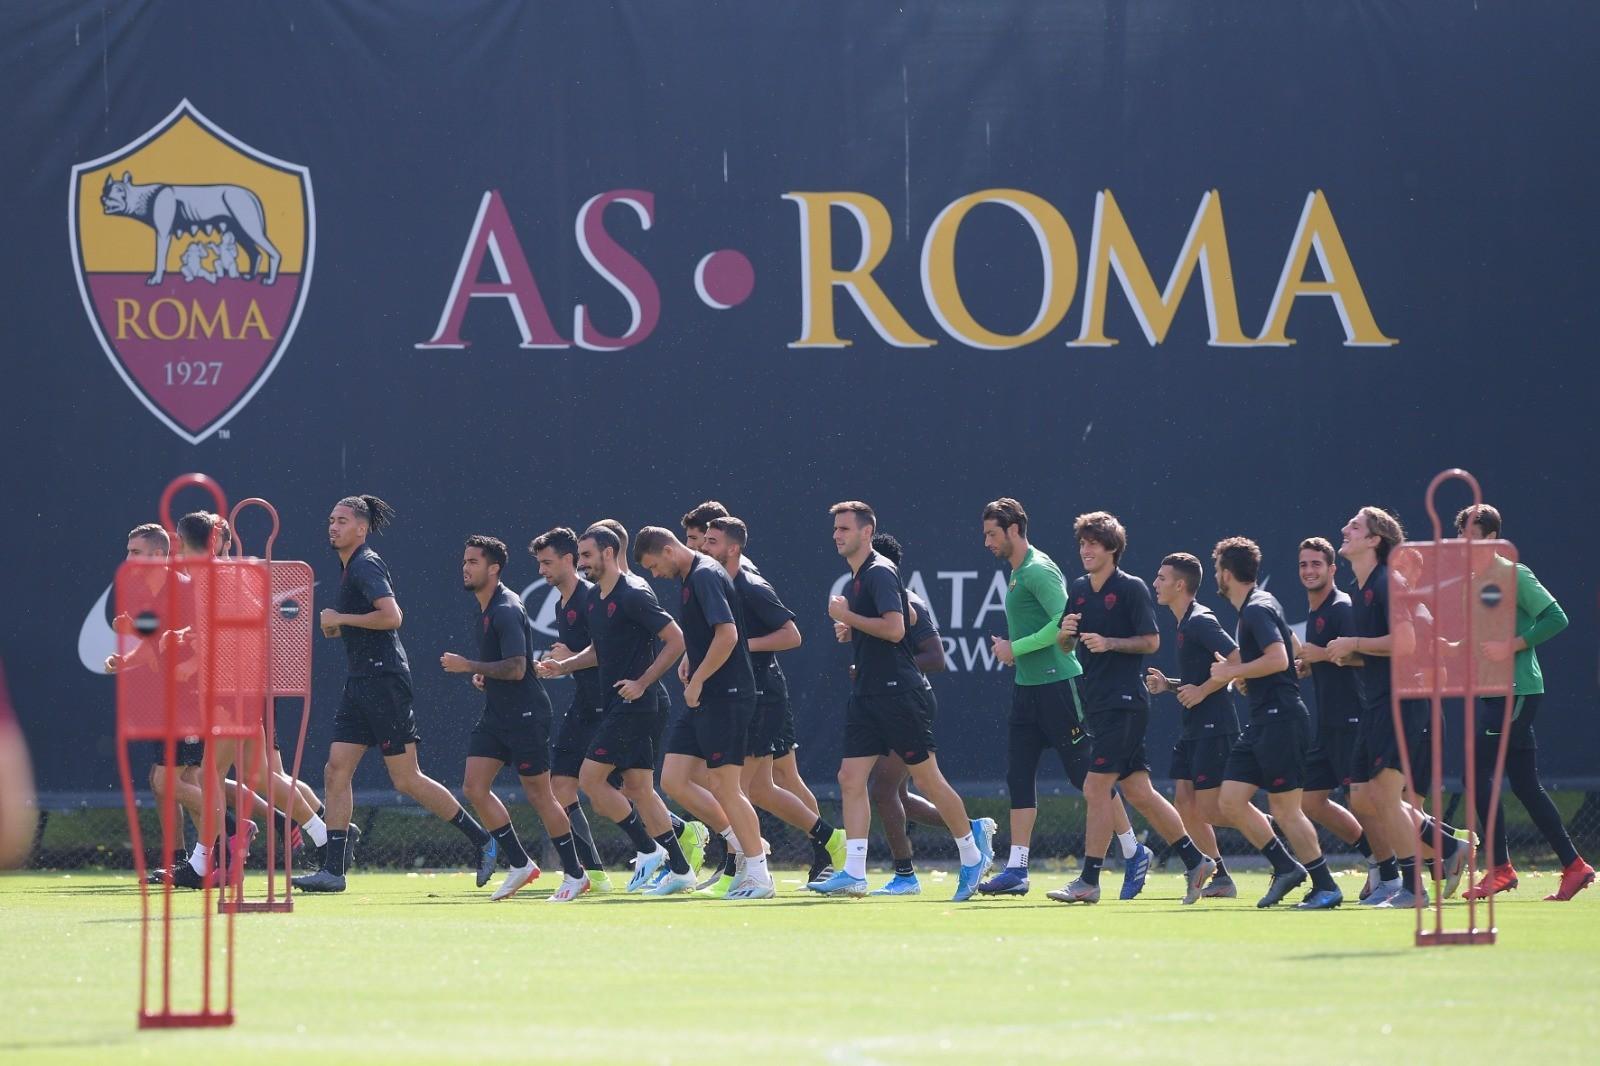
[
  {"xmin": 564, "ymin": 802, "xmax": 603, "ymax": 871},
  {"xmin": 551, "ymin": 832, "xmax": 584, "ymax": 880},
  {"xmin": 616, "ymin": 810, "xmax": 657, "ymax": 854},
  {"xmin": 1399, "ymin": 856, "xmax": 1421, "ymax": 893},
  {"xmin": 1172, "ymin": 834, "xmax": 1205, "ymax": 871},
  {"xmin": 316, "ymin": 804, "xmax": 326, "ymax": 819},
  {"xmin": 811, "ymin": 840, "xmax": 832, "ymax": 869},
  {"xmin": 1081, "ymin": 855, "xmax": 1103, "ymax": 887},
  {"xmin": 807, "ymin": 817, "xmax": 836, "ymax": 847},
  {"xmin": 449, "ymin": 808, "xmax": 491, "ymax": 847},
  {"xmin": 1261, "ymin": 838, "xmax": 1300, "ymax": 876},
  {"xmin": 324, "ymin": 830, "xmax": 348, "ymax": 876},
  {"xmin": 1306, "ymin": 855, "xmax": 1337, "ymax": 892},
  {"xmin": 490, "ymin": 823, "xmax": 530, "ymax": 868},
  {"xmin": 1422, "ymin": 818, "xmax": 1460, "ymax": 858},
  {"xmin": 272, "ymin": 808, "xmax": 293, "ymax": 842},
  {"xmin": 894, "ymin": 857, "xmax": 915, "ymax": 877},
  {"xmin": 655, "ymin": 830, "xmax": 690, "ymax": 875},
  {"xmin": 1354, "ymin": 833, "xmax": 1373, "ymax": 859},
  {"xmin": 1378, "ymin": 856, "xmax": 1400, "ymax": 882},
  {"xmin": 1213, "ymin": 856, "xmax": 1230, "ymax": 879},
  {"xmin": 722, "ymin": 848, "xmax": 737, "ymax": 877},
  {"xmin": 669, "ymin": 811, "xmax": 686, "ymax": 835}
]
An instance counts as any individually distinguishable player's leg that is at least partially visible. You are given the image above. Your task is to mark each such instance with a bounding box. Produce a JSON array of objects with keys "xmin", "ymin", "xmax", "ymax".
[
  {"xmin": 463, "ymin": 751, "xmax": 536, "ymax": 894},
  {"xmin": 1190, "ymin": 773, "xmax": 1236, "ymax": 897},
  {"xmin": 1369, "ymin": 767, "xmax": 1422, "ymax": 903},
  {"xmin": 550, "ymin": 703, "xmax": 609, "ymax": 887},
  {"xmin": 705, "ymin": 762, "xmax": 771, "ymax": 897},
  {"xmin": 660, "ymin": 753, "xmax": 730, "ymax": 834},
  {"xmin": 292, "ymin": 740, "xmax": 365, "ymax": 891},
  {"xmin": 745, "ymin": 753, "xmax": 843, "ymax": 878},
  {"xmin": 770, "ymin": 700, "xmax": 819, "ymax": 817},
  {"xmin": 383, "ymin": 744, "xmax": 495, "ymax": 884},
  {"xmin": 1497, "ymin": 702, "xmax": 1590, "ymax": 899},
  {"xmin": 982, "ymin": 715, "xmax": 1045, "ymax": 895},
  {"xmin": 620, "ymin": 768, "xmax": 697, "ymax": 887},
  {"xmin": 865, "ymin": 756, "xmax": 920, "ymax": 894}
]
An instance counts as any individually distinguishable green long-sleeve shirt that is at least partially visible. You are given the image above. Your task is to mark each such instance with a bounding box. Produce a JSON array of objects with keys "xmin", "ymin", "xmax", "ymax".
[
  {"xmin": 1511, "ymin": 560, "xmax": 1567, "ymax": 695},
  {"xmin": 1005, "ymin": 546, "xmax": 1083, "ymax": 686}
]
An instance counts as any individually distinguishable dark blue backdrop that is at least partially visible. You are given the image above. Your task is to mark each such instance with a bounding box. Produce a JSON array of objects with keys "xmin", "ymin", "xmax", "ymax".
[{"xmin": 3, "ymin": 1, "xmax": 1596, "ymax": 794}]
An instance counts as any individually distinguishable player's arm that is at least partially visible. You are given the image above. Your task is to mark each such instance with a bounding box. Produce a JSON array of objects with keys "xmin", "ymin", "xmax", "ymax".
[
  {"xmin": 627, "ymin": 620, "xmax": 685, "ymax": 695},
  {"xmin": 912, "ymin": 635, "xmax": 947, "ymax": 674},
  {"xmin": 442, "ymin": 654, "xmax": 526, "ymax": 680},
  {"xmin": 325, "ymin": 595, "xmax": 403, "ymax": 631},
  {"xmin": 749, "ymin": 620, "xmax": 802, "ymax": 653},
  {"xmin": 1485, "ymin": 566, "xmax": 1568, "ymax": 662},
  {"xmin": 538, "ymin": 644, "xmax": 597, "ymax": 678},
  {"xmin": 829, "ymin": 566, "xmax": 906, "ymax": 642},
  {"xmin": 1212, "ymin": 610, "xmax": 1289, "ymax": 682},
  {"xmin": 998, "ymin": 571, "xmax": 1067, "ymax": 665}
]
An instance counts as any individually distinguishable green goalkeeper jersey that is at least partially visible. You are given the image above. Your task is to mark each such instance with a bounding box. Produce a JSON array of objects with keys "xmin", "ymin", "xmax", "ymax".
[{"xmin": 1005, "ymin": 547, "xmax": 1082, "ymax": 687}]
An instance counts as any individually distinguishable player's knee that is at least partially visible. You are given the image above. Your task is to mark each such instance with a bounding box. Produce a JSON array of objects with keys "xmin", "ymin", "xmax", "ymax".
[{"xmin": 1006, "ymin": 770, "xmax": 1037, "ymax": 810}]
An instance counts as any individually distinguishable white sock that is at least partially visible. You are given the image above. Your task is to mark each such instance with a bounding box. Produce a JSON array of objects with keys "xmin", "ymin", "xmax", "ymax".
[
  {"xmin": 188, "ymin": 843, "xmax": 210, "ymax": 875},
  {"xmin": 1009, "ymin": 845, "xmax": 1030, "ymax": 869},
  {"xmin": 845, "ymin": 838, "xmax": 868, "ymax": 879},
  {"xmin": 955, "ymin": 832, "xmax": 980, "ymax": 866},
  {"xmin": 746, "ymin": 853, "xmax": 770, "ymax": 881},
  {"xmin": 1383, "ymin": 876, "xmax": 1403, "ymax": 889},
  {"xmin": 720, "ymin": 826, "xmax": 742, "ymax": 854},
  {"xmin": 303, "ymin": 813, "xmax": 328, "ymax": 847},
  {"xmin": 1118, "ymin": 829, "xmax": 1140, "ymax": 860}
]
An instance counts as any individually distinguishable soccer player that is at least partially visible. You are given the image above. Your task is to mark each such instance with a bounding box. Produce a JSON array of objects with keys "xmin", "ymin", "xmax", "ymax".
[
  {"xmin": 1291, "ymin": 536, "xmax": 1379, "ymax": 895},
  {"xmin": 441, "ymin": 536, "xmax": 588, "ymax": 901},
  {"xmin": 636, "ymin": 526, "xmax": 776, "ymax": 898},
  {"xmin": 702, "ymin": 517, "xmax": 846, "ymax": 888},
  {"xmin": 1050, "ymin": 512, "xmax": 1214, "ymax": 904},
  {"xmin": 862, "ymin": 532, "xmax": 956, "ymax": 895},
  {"xmin": 978, "ymin": 499, "xmax": 1146, "ymax": 900},
  {"xmin": 294, "ymin": 495, "xmax": 496, "ymax": 894},
  {"xmin": 1208, "ymin": 538, "xmax": 1342, "ymax": 909},
  {"xmin": 106, "ymin": 523, "xmax": 215, "ymax": 883},
  {"xmin": 1455, "ymin": 505, "xmax": 1593, "ymax": 901},
  {"xmin": 1143, "ymin": 551, "xmax": 1241, "ymax": 900},
  {"xmin": 536, "ymin": 525, "xmax": 698, "ymax": 894},
  {"xmin": 531, "ymin": 527, "xmax": 613, "ymax": 893},
  {"xmin": 590, "ymin": 519, "xmax": 709, "ymax": 881},
  {"xmin": 1325, "ymin": 506, "xmax": 1436, "ymax": 907},
  {"xmin": 810, "ymin": 501, "xmax": 993, "ymax": 900}
]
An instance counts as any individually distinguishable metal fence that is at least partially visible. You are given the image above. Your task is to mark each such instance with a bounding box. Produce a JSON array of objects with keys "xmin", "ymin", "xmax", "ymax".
[{"xmin": 22, "ymin": 778, "xmax": 1600, "ymax": 874}]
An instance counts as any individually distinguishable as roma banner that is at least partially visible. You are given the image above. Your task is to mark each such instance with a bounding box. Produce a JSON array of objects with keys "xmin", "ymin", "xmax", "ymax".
[{"xmin": 69, "ymin": 100, "xmax": 314, "ymax": 444}]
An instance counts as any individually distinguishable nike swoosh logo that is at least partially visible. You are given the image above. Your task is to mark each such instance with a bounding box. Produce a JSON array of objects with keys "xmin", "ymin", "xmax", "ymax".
[{"xmin": 78, "ymin": 584, "xmax": 116, "ymax": 675}]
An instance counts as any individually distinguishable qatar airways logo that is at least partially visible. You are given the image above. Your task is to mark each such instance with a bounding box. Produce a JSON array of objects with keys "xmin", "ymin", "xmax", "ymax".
[
  {"xmin": 829, "ymin": 568, "xmax": 1013, "ymax": 673},
  {"xmin": 416, "ymin": 187, "xmax": 1395, "ymax": 353}
]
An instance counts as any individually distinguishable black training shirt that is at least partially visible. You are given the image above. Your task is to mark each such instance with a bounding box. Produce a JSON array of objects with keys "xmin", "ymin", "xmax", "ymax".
[
  {"xmin": 733, "ymin": 567, "xmax": 796, "ymax": 704},
  {"xmin": 478, "ymin": 583, "xmax": 551, "ymax": 721},
  {"xmin": 679, "ymin": 554, "xmax": 755, "ymax": 699},
  {"xmin": 555, "ymin": 578, "xmax": 603, "ymax": 711},
  {"xmin": 587, "ymin": 571, "xmax": 675, "ymax": 709},
  {"xmin": 337, "ymin": 545, "xmax": 409, "ymax": 677},
  {"xmin": 1304, "ymin": 588, "xmax": 1365, "ymax": 734},
  {"xmin": 1068, "ymin": 569, "xmax": 1159, "ymax": 713},
  {"xmin": 1175, "ymin": 601, "xmax": 1240, "ymax": 738},
  {"xmin": 847, "ymin": 551, "xmax": 926, "ymax": 696},
  {"xmin": 1236, "ymin": 587, "xmax": 1300, "ymax": 717}
]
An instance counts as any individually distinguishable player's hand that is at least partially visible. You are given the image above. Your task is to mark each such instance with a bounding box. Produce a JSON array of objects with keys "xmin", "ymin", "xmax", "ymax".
[
  {"xmin": 1176, "ymin": 684, "xmax": 1207, "ymax": 709},
  {"xmin": 158, "ymin": 629, "xmax": 184, "ymax": 654},
  {"xmin": 1298, "ymin": 642, "xmax": 1324, "ymax": 664},
  {"xmin": 174, "ymin": 659, "xmax": 198, "ymax": 683},
  {"xmin": 1057, "ymin": 613, "xmax": 1080, "ymax": 649},
  {"xmin": 614, "ymin": 678, "xmax": 647, "ymax": 703},
  {"xmin": 1295, "ymin": 658, "xmax": 1312, "ymax": 679},
  {"xmin": 1144, "ymin": 668, "xmax": 1170, "ymax": 695},
  {"xmin": 1209, "ymin": 658, "xmax": 1236, "ymax": 684},
  {"xmin": 440, "ymin": 652, "xmax": 470, "ymax": 674},
  {"xmin": 827, "ymin": 595, "xmax": 850, "ymax": 623},
  {"xmin": 678, "ymin": 656, "xmax": 691, "ymax": 684},
  {"xmin": 1326, "ymin": 636, "xmax": 1359, "ymax": 661},
  {"xmin": 535, "ymin": 657, "xmax": 564, "ymax": 679},
  {"xmin": 471, "ymin": 673, "xmax": 485, "ymax": 691},
  {"xmin": 547, "ymin": 642, "xmax": 574, "ymax": 661},
  {"xmin": 1079, "ymin": 632, "xmax": 1109, "ymax": 654},
  {"xmin": 991, "ymin": 636, "xmax": 1015, "ymax": 666},
  {"xmin": 1233, "ymin": 676, "xmax": 1249, "ymax": 695},
  {"xmin": 112, "ymin": 612, "xmax": 136, "ymax": 636},
  {"xmin": 1479, "ymin": 639, "xmax": 1514, "ymax": 663},
  {"xmin": 104, "ymin": 654, "xmax": 122, "ymax": 674},
  {"xmin": 684, "ymin": 677, "xmax": 703, "ymax": 708},
  {"xmin": 833, "ymin": 620, "xmax": 851, "ymax": 643}
]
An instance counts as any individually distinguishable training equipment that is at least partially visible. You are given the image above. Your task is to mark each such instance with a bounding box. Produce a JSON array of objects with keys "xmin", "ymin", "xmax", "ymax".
[
  {"xmin": 1389, "ymin": 469, "xmax": 1518, "ymax": 945},
  {"xmin": 116, "ymin": 473, "xmax": 270, "ymax": 1028}
]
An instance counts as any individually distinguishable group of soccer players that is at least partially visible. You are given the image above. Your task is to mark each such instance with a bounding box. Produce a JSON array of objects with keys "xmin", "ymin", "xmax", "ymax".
[{"xmin": 121, "ymin": 490, "xmax": 1594, "ymax": 907}]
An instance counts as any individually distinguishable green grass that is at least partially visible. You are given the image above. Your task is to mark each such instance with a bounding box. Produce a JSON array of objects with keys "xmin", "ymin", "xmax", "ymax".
[{"xmin": 2, "ymin": 864, "xmax": 1596, "ymax": 1064}]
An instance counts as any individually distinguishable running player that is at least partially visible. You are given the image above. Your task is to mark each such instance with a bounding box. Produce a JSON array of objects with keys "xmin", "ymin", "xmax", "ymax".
[
  {"xmin": 636, "ymin": 526, "xmax": 774, "ymax": 898},
  {"xmin": 1291, "ymin": 536, "xmax": 1379, "ymax": 895},
  {"xmin": 810, "ymin": 501, "xmax": 994, "ymax": 900},
  {"xmin": 293, "ymin": 496, "xmax": 495, "ymax": 894},
  {"xmin": 1143, "ymin": 551, "xmax": 1241, "ymax": 900},
  {"xmin": 531, "ymin": 527, "xmax": 613, "ymax": 893},
  {"xmin": 861, "ymin": 532, "xmax": 954, "ymax": 895},
  {"xmin": 536, "ymin": 525, "xmax": 698, "ymax": 894},
  {"xmin": 978, "ymin": 499, "xmax": 1146, "ymax": 900},
  {"xmin": 0, "ymin": 662, "xmax": 34, "ymax": 868},
  {"xmin": 1208, "ymin": 537, "xmax": 1342, "ymax": 909},
  {"xmin": 441, "ymin": 536, "xmax": 588, "ymax": 901},
  {"xmin": 701, "ymin": 517, "xmax": 846, "ymax": 890},
  {"xmin": 1455, "ymin": 505, "xmax": 1593, "ymax": 901},
  {"xmin": 1050, "ymin": 512, "xmax": 1214, "ymax": 904}
]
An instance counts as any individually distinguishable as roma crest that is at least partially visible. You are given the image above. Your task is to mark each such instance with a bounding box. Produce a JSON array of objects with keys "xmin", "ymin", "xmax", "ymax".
[{"xmin": 69, "ymin": 100, "xmax": 314, "ymax": 444}]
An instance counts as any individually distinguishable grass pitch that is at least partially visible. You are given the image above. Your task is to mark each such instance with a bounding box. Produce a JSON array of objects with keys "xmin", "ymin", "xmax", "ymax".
[{"xmin": 2, "ymin": 864, "xmax": 1596, "ymax": 1064}]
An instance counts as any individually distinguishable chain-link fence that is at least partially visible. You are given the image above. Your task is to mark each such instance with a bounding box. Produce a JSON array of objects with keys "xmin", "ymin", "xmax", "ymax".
[{"xmin": 21, "ymin": 778, "xmax": 1600, "ymax": 874}]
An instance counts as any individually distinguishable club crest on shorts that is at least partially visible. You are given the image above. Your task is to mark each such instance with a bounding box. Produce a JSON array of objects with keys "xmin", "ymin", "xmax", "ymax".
[{"xmin": 69, "ymin": 100, "xmax": 315, "ymax": 444}]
